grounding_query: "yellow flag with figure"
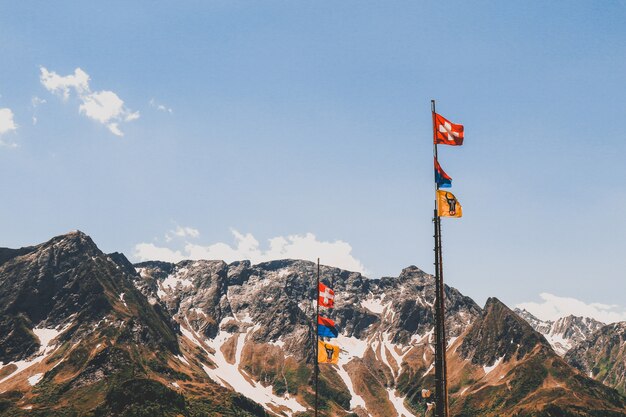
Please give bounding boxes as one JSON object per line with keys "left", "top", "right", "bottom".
{"left": 437, "top": 190, "right": 463, "bottom": 218}
{"left": 318, "top": 340, "right": 339, "bottom": 364}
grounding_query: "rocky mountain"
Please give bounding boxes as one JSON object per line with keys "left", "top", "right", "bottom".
{"left": 448, "top": 299, "right": 625, "bottom": 416}
{"left": 514, "top": 308, "right": 605, "bottom": 356}
{"left": 565, "top": 322, "right": 626, "bottom": 396}
{"left": 1, "top": 232, "right": 625, "bottom": 417}
{"left": 0, "top": 232, "right": 264, "bottom": 416}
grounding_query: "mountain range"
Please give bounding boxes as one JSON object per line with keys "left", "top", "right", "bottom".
{"left": 0, "top": 231, "right": 625, "bottom": 416}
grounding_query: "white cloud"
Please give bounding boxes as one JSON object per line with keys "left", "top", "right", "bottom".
{"left": 516, "top": 292, "right": 626, "bottom": 324}
{"left": 0, "top": 108, "right": 17, "bottom": 134}
{"left": 40, "top": 67, "right": 139, "bottom": 136}
{"left": 133, "top": 229, "right": 368, "bottom": 274}
{"left": 173, "top": 226, "right": 200, "bottom": 238}
{"left": 149, "top": 98, "right": 172, "bottom": 113}
{"left": 40, "top": 67, "right": 89, "bottom": 100}
{"left": 133, "top": 243, "right": 185, "bottom": 263}
{"left": 0, "top": 108, "right": 18, "bottom": 148}
{"left": 165, "top": 226, "right": 200, "bottom": 241}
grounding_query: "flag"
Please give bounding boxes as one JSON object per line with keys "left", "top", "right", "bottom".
{"left": 318, "top": 340, "right": 339, "bottom": 364}
{"left": 318, "top": 282, "right": 334, "bottom": 308}
{"left": 437, "top": 190, "right": 463, "bottom": 218}
{"left": 434, "top": 113, "right": 464, "bottom": 146}
{"left": 318, "top": 315, "right": 338, "bottom": 338}
{"left": 434, "top": 158, "right": 452, "bottom": 188}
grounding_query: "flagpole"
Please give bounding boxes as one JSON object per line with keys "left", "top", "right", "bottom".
{"left": 431, "top": 99, "right": 449, "bottom": 417}
{"left": 315, "top": 258, "right": 320, "bottom": 417}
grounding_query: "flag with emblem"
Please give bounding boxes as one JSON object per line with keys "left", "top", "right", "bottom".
{"left": 437, "top": 190, "right": 463, "bottom": 218}
{"left": 317, "top": 340, "right": 340, "bottom": 364}
{"left": 434, "top": 113, "right": 464, "bottom": 146}
{"left": 318, "top": 315, "right": 338, "bottom": 338}
{"left": 318, "top": 282, "right": 334, "bottom": 308}
{"left": 434, "top": 157, "right": 452, "bottom": 188}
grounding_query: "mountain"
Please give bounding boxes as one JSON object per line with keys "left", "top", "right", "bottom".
{"left": 565, "top": 322, "right": 626, "bottom": 396}
{"left": 131, "top": 259, "right": 482, "bottom": 417}
{"left": 448, "top": 299, "right": 625, "bottom": 417}
{"left": 1, "top": 232, "right": 625, "bottom": 417}
{"left": 514, "top": 308, "right": 605, "bottom": 356}
{"left": 0, "top": 231, "right": 265, "bottom": 416}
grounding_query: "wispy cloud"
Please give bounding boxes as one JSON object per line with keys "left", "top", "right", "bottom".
{"left": 0, "top": 107, "right": 18, "bottom": 148}
{"left": 40, "top": 67, "right": 139, "bottom": 136}
{"left": 134, "top": 229, "right": 368, "bottom": 274}
{"left": 165, "top": 226, "right": 200, "bottom": 242}
{"left": 516, "top": 292, "right": 626, "bottom": 324}
{"left": 31, "top": 96, "right": 46, "bottom": 125}
{"left": 149, "top": 98, "right": 172, "bottom": 114}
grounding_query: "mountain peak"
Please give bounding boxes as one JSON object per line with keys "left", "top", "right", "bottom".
{"left": 484, "top": 296, "right": 505, "bottom": 309}
{"left": 399, "top": 265, "right": 425, "bottom": 277}
{"left": 458, "top": 297, "right": 549, "bottom": 366}
{"left": 44, "top": 229, "right": 99, "bottom": 253}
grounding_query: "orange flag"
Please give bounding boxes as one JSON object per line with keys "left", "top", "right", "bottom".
{"left": 437, "top": 190, "right": 463, "bottom": 218}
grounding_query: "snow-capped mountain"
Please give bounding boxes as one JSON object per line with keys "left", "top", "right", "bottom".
{"left": 1, "top": 232, "right": 625, "bottom": 417}
{"left": 514, "top": 308, "right": 605, "bottom": 356}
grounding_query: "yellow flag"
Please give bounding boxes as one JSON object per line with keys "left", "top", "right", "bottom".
{"left": 437, "top": 190, "right": 463, "bottom": 218}
{"left": 318, "top": 340, "right": 339, "bottom": 364}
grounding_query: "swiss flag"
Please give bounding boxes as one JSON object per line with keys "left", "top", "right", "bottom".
{"left": 434, "top": 113, "right": 464, "bottom": 146}
{"left": 318, "top": 282, "right": 335, "bottom": 308}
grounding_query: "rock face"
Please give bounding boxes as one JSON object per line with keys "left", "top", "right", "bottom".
{"left": 565, "top": 322, "right": 626, "bottom": 396}
{"left": 1, "top": 232, "right": 625, "bottom": 417}
{"left": 514, "top": 308, "right": 606, "bottom": 356}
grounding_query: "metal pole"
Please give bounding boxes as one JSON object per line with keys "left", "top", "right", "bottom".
{"left": 437, "top": 216, "right": 449, "bottom": 417}
{"left": 431, "top": 99, "right": 449, "bottom": 417}
{"left": 315, "top": 258, "right": 320, "bottom": 417}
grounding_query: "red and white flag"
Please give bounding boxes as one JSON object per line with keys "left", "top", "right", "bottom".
{"left": 434, "top": 113, "right": 464, "bottom": 146}
{"left": 318, "top": 282, "right": 335, "bottom": 308}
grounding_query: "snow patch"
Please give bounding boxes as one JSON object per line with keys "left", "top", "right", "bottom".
{"left": 175, "top": 355, "right": 190, "bottom": 366}
{"left": 33, "top": 328, "right": 62, "bottom": 351}
{"left": 334, "top": 334, "right": 368, "bottom": 411}
{"left": 201, "top": 323, "right": 305, "bottom": 415}
{"left": 269, "top": 339, "right": 285, "bottom": 348}
{"left": 190, "top": 308, "right": 206, "bottom": 317}
{"left": 381, "top": 332, "right": 408, "bottom": 380}
{"left": 119, "top": 292, "right": 128, "bottom": 308}
{"left": 0, "top": 323, "right": 70, "bottom": 384}
{"left": 335, "top": 362, "right": 367, "bottom": 411}
{"left": 159, "top": 267, "right": 194, "bottom": 296}
{"left": 336, "top": 334, "right": 368, "bottom": 360}
{"left": 483, "top": 356, "right": 504, "bottom": 375}
{"left": 361, "top": 294, "right": 387, "bottom": 314}
{"left": 28, "top": 373, "right": 43, "bottom": 386}
{"left": 543, "top": 332, "right": 572, "bottom": 356}
{"left": 387, "top": 388, "right": 418, "bottom": 417}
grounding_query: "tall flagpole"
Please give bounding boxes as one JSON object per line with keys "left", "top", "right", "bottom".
{"left": 431, "top": 99, "right": 449, "bottom": 417}
{"left": 314, "top": 258, "right": 320, "bottom": 417}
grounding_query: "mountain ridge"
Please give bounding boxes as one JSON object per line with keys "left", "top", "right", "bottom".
{"left": 1, "top": 231, "right": 624, "bottom": 417}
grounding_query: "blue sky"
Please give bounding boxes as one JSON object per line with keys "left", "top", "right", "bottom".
{"left": 1, "top": 1, "right": 625, "bottom": 321}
